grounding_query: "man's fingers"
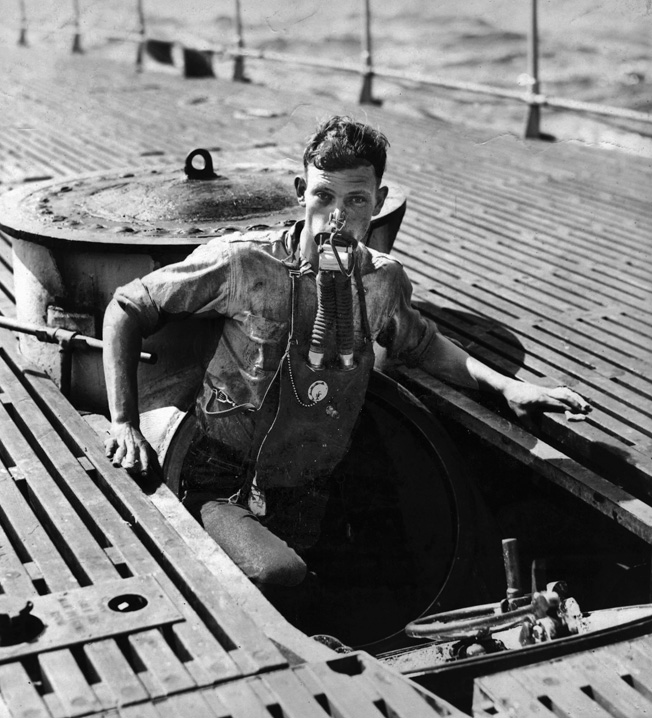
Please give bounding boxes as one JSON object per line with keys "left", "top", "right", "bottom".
{"left": 105, "top": 424, "right": 159, "bottom": 481}
{"left": 137, "top": 441, "right": 151, "bottom": 476}
{"left": 104, "top": 436, "right": 118, "bottom": 458}
{"left": 122, "top": 441, "right": 139, "bottom": 469}
{"left": 111, "top": 444, "right": 127, "bottom": 467}
{"left": 548, "top": 386, "right": 592, "bottom": 414}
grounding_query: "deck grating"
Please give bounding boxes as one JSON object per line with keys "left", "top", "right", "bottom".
{"left": 0, "top": 41, "right": 651, "bottom": 716}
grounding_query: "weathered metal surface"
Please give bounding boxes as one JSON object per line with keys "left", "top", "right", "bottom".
{"left": 0, "top": 149, "right": 406, "bottom": 250}
{"left": 0, "top": 151, "right": 300, "bottom": 247}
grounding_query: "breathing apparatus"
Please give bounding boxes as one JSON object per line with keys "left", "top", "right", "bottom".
{"left": 308, "top": 209, "right": 358, "bottom": 371}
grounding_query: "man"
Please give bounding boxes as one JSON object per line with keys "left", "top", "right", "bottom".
{"left": 104, "top": 116, "right": 590, "bottom": 615}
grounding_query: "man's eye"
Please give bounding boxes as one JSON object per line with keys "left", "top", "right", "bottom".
{"left": 316, "top": 192, "right": 332, "bottom": 202}
{"left": 349, "top": 197, "right": 368, "bottom": 205}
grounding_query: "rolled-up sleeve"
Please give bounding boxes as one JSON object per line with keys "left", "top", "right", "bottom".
{"left": 377, "top": 265, "right": 478, "bottom": 389}
{"left": 113, "top": 238, "right": 233, "bottom": 337}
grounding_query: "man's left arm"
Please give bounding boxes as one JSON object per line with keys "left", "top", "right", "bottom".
{"left": 378, "top": 265, "right": 591, "bottom": 420}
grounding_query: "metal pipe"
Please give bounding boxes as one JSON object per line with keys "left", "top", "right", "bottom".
{"left": 136, "top": 0, "right": 146, "bottom": 71}
{"left": 536, "top": 93, "right": 652, "bottom": 123}
{"left": 232, "top": 0, "right": 247, "bottom": 82}
{"left": 71, "top": 0, "right": 83, "bottom": 54}
{"left": 18, "top": 0, "right": 28, "bottom": 46}
{"left": 0, "top": 316, "right": 157, "bottom": 364}
{"left": 502, "top": 538, "right": 523, "bottom": 600}
{"left": 359, "top": 0, "right": 379, "bottom": 105}
{"left": 524, "top": 0, "right": 541, "bottom": 138}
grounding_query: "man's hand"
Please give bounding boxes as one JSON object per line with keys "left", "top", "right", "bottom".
{"left": 105, "top": 422, "right": 157, "bottom": 478}
{"left": 503, "top": 380, "right": 592, "bottom": 420}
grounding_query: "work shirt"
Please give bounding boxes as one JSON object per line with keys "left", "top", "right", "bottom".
{"left": 114, "top": 222, "right": 470, "bottom": 484}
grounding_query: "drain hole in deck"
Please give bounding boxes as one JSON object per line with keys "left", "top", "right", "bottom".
{"left": 537, "top": 695, "right": 553, "bottom": 711}
{"left": 108, "top": 593, "right": 148, "bottom": 613}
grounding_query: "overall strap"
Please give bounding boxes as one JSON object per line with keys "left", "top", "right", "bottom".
{"left": 354, "top": 263, "right": 372, "bottom": 343}
{"left": 288, "top": 268, "right": 301, "bottom": 344}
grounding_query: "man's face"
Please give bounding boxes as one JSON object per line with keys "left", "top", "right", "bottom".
{"left": 295, "top": 163, "right": 387, "bottom": 264}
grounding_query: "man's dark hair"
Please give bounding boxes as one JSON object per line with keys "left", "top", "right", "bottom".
{"left": 303, "top": 116, "right": 389, "bottom": 182}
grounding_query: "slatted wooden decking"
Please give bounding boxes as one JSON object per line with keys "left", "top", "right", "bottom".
{"left": 3, "top": 43, "right": 650, "bottom": 540}
{"left": 0, "top": 330, "right": 459, "bottom": 716}
{"left": 0, "top": 41, "right": 651, "bottom": 717}
{"left": 475, "top": 630, "right": 652, "bottom": 717}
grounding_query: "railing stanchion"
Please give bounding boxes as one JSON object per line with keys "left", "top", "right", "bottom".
{"left": 359, "top": 0, "right": 380, "bottom": 105}
{"left": 136, "top": 0, "right": 146, "bottom": 72}
{"left": 233, "top": 0, "right": 249, "bottom": 82}
{"left": 524, "top": 0, "right": 541, "bottom": 138}
{"left": 18, "top": 0, "right": 28, "bottom": 46}
{"left": 71, "top": 0, "right": 83, "bottom": 54}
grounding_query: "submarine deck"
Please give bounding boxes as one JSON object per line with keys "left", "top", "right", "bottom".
{"left": 0, "top": 43, "right": 651, "bottom": 717}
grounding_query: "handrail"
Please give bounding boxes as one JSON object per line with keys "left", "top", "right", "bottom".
{"left": 11, "top": 2, "right": 652, "bottom": 135}
{"left": 230, "top": 47, "right": 652, "bottom": 126}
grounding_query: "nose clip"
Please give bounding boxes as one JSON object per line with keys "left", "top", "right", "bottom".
{"left": 329, "top": 209, "right": 347, "bottom": 232}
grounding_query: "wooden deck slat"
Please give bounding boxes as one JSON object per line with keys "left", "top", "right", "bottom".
{"left": 127, "top": 629, "right": 197, "bottom": 698}
{"left": 505, "top": 662, "right": 615, "bottom": 718}
{"left": 356, "top": 657, "right": 456, "bottom": 718}
{"left": 620, "top": 639, "right": 652, "bottom": 700}
{"left": 401, "top": 205, "right": 651, "bottom": 287}
{"left": 0, "top": 354, "right": 255, "bottom": 685}
{"left": 0, "top": 662, "right": 51, "bottom": 718}
{"left": 3, "top": 362, "right": 263, "bottom": 685}
{"left": 212, "top": 680, "right": 274, "bottom": 718}
{"left": 386, "top": 115, "right": 652, "bottom": 205}
{"left": 11, "top": 350, "right": 288, "bottom": 676}
{"left": 39, "top": 649, "right": 102, "bottom": 717}
{"left": 474, "top": 672, "right": 552, "bottom": 716}
{"left": 413, "top": 227, "right": 651, "bottom": 314}
{"left": 400, "top": 184, "right": 652, "bottom": 276}
{"left": 401, "top": 165, "right": 652, "bottom": 255}
{"left": 399, "top": 230, "right": 606, "bottom": 315}
{"left": 575, "top": 650, "right": 652, "bottom": 718}
{"left": 0, "top": 460, "right": 78, "bottom": 594}
{"left": 395, "top": 143, "right": 652, "bottom": 233}
{"left": 411, "top": 157, "right": 652, "bottom": 242}
{"left": 261, "top": 670, "right": 331, "bottom": 718}
{"left": 405, "top": 281, "right": 652, "bottom": 458}
{"left": 117, "top": 703, "right": 161, "bottom": 718}
{"left": 0, "top": 519, "right": 37, "bottom": 599}
{"left": 299, "top": 664, "right": 387, "bottom": 718}
{"left": 84, "top": 639, "right": 150, "bottom": 706}
{"left": 153, "top": 691, "right": 222, "bottom": 718}
{"left": 0, "top": 401, "right": 119, "bottom": 585}
{"left": 395, "top": 368, "right": 652, "bottom": 543}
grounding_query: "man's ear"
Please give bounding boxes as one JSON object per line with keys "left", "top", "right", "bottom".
{"left": 294, "top": 175, "right": 307, "bottom": 206}
{"left": 372, "top": 184, "right": 389, "bottom": 217}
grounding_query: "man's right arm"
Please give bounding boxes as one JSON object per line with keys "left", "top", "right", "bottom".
{"left": 103, "top": 298, "right": 155, "bottom": 476}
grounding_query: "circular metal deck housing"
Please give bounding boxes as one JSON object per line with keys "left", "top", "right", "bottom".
{"left": 0, "top": 149, "right": 406, "bottom": 411}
